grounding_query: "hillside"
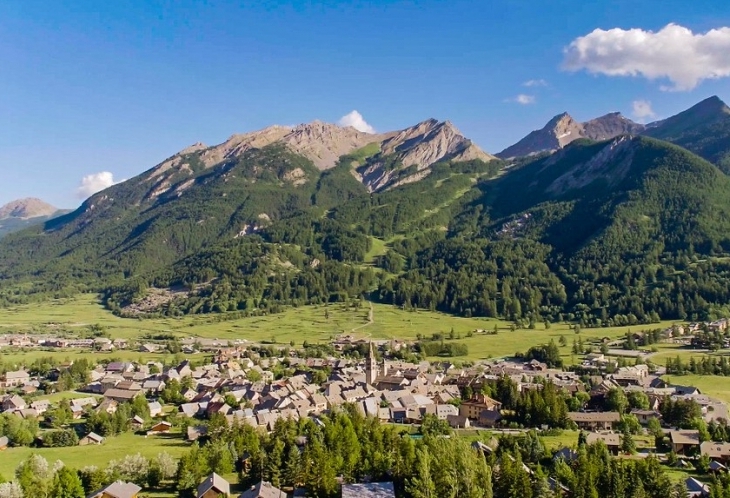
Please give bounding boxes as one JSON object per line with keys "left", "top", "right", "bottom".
{"left": 643, "top": 95, "right": 730, "bottom": 173}
{"left": 0, "top": 119, "right": 498, "bottom": 300}
{"left": 381, "top": 137, "right": 730, "bottom": 324}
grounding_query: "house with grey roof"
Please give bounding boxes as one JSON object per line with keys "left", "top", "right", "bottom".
{"left": 197, "top": 472, "right": 230, "bottom": 498}
{"left": 239, "top": 480, "right": 288, "bottom": 498}
{"left": 88, "top": 481, "right": 141, "bottom": 498}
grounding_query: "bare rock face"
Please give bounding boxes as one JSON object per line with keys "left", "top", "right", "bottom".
{"left": 198, "top": 125, "right": 294, "bottom": 167}
{"left": 497, "top": 113, "right": 583, "bottom": 159}
{"left": 497, "top": 112, "right": 644, "bottom": 159}
{"left": 583, "top": 113, "right": 645, "bottom": 141}
{"left": 134, "top": 117, "right": 495, "bottom": 198}
{"left": 0, "top": 198, "right": 58, "bottom": 219}
{"left": 281, "top": 121, "right": 385, "bottom": 170}
{"left": 382, "top": 119, "right": 494, "bottom": 169}
{"left": 358, "top": 119, "right": 495, "bottom": 191}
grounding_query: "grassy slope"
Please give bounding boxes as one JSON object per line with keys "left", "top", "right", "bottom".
{"left": 659, "top": 374, "right": 730, "bottom": 404}
{"left": 0, "top": 431, "right": 190, "bottom": 480}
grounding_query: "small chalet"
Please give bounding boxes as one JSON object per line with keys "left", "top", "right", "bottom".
{"left": 685, "top": 477, "right": 710, "bottom": 498}
{"left": 586, "top": 432, "right": 620, "bottom": 455}
{"left": 447, "top": 414, "right": 471, "bottom": 429}
{"left": 1, "top": 395, "right": 26, "bottom": 412}
{"left": 239, "top": 480, "right": 288, "bottom": 498}
{"left": 1, "top": 370, "right": 30, "bottom": 389}
{"left": 80, "top": 432, "right": 105, "bottom": 445}
{"left": 568, "top": 412, "right": 620, "bottom": 431}
{"left": 197, "top": 472, "right": 230, "bottom": 498}
{"left": 630, "top": 409, "right": 662, "bottom": 425}
{"left": 89, "top": 481, "right": 141, "bottom": 498}
{"left": 147, "top": 421, "right": 172, "bottom": 435}
{"left": 130, "top": 415, "right": 145, "bottom": 430}
{"left": 701, "top": 441, "right": 730, "bottom": 463}
{"left": 103, "top": 388, "right": 142, "bottom": 403}
{"left": 669, "top": 430, "right": 701, "bottom": 455}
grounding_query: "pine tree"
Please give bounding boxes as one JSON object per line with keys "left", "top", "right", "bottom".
{"left": 407, "top": 447, "right": 437, "bottom": 498}
{"left": 51, "top": 467, "right": 85, "bottom": 498}
{"left": 283, "top": 444, "right": 302, "bottom": 488}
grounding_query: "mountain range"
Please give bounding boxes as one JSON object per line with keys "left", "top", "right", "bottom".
{"left": 496, "top": 96, "right": 730, "bottom": 171}
{"left": 2, "top": 96, "right": 730, "bottom": 325}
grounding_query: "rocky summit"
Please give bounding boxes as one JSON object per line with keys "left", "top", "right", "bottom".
{"left": 497, "top": 112, "right": 644, "bottom": 159}
{"left": 0, "top": 198, "right": 58, "bottom": 220}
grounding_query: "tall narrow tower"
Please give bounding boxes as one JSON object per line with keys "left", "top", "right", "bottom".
{"left": 366, "top": 341, "right": 379, "bottom": 385}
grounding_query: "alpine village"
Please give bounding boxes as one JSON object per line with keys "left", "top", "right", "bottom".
{"left": 7, "top": 19, "right": 730, "bottom": 498}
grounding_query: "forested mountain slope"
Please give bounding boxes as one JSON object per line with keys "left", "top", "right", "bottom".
{"left": 4, "top": 99, "right": 730, "bottom": 325}
{"left": 380, "top": 137, "right": 730, "bottom": 325}
{"left": 0, "top": 118, "right": 492, "bottom": 285}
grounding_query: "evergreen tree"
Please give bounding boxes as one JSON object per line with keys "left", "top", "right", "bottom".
{"left": 51, "top": 467, "right": 84, "bottom": 498}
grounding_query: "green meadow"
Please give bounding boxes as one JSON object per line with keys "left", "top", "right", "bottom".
{"left": 0, "top": 294, "right": 682, "bottom": 365}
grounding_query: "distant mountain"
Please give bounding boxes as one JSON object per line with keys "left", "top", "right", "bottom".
{"left": 0, "top": 198, "right": 68, "bottom": 238}
{"left": 0, "top": 198, "right": 58, "bottom": 219}
{"left": 497, "top": 112, "right": 644, "bottom": 159}
{"left": 643, "top": 95, "right": 730, "bottom": 173}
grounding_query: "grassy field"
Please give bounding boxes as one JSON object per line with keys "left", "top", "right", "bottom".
{"left": 0, "top": 294, "right": 684, "bottom": 365}
{"left": 659, "top": 374, "right": 730, "bottom": 404}
{"left": 0, "top": 431, "right": 190, "bottom": 480}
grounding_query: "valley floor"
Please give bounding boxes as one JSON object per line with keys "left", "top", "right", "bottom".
{"left": 0, "top": 294, "right": 681, "bottom": 365}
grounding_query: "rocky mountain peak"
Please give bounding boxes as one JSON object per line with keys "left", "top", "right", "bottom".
{"left": 381, "top": 118, "right": 492, "bottom": 166}
{"left": 498, "top": 110, "right": 644, "bottom": 159}
{"left": 0, "top": 198, "right": 58, "bottom": 220}
{"left": 178, "top": 142, "right": 208, "bottom": 155}
{"left": 360, "top": 118, "right": 495, "bottom": 191}
{"left": 583, "top": 112, "right": 645, "bottom": 141}
{"left": 697, "top": 95, "right": 729, "bottom": 113}
{"left": 282, "top": 121, "right": 386, "bottom": 170}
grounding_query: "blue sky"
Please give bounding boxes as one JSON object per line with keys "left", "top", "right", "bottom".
{"left": 2, "top": 0, "right": 730, "bottom": 208}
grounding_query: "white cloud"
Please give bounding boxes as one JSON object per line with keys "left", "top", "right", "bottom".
{"left": 509, "top": 94, "right": 536, "bottom": 105}
{"left": 632, "top": 99, "right": 656, "bottom": 121}
{"left": 563, "top": 23, "right": 730, "bottom": 91}
{"left": 76, "top": 171, "right": 117, "bottom": 199}
{"left": 338, "top": 110, "right": 376, "bottom": 133}
{"left": 523, "top": 79, "right": 548, "bottom": 87}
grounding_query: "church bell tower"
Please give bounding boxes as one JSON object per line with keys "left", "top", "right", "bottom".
{"left": 366, "top": 341, "right": 379, "bottom": 385}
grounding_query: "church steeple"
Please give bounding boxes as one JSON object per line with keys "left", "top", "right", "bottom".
{"left": 366, "top": 341, "right": 379, "bottom": 385}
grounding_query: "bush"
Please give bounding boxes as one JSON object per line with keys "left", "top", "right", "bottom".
{"left": 43, "top": 429, "right": 79, "bottom": 447}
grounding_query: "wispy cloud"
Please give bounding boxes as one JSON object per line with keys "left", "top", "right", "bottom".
{"left": 337, "top": 110, "right": 376, "bottom": 133}
{"left": 508, "top": 94, "right": 536, "bottom": 105}
{"left": 523, "top": 79, "right": 548, "bottom": 87}
{"left": 76, "top": 172, "right": 117, "bottom": 199}
{"left": 563, "top": 23, "right": 730, "bottom": 91}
